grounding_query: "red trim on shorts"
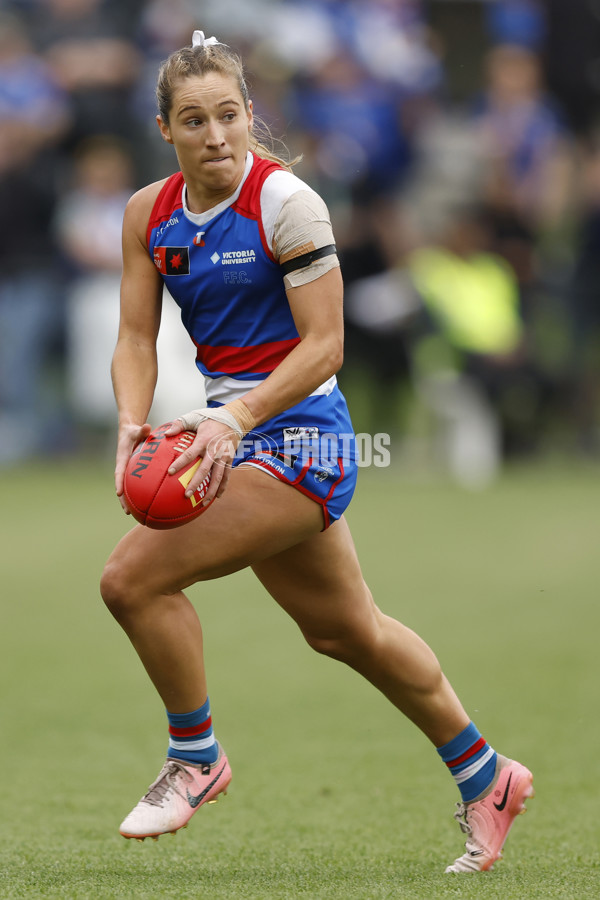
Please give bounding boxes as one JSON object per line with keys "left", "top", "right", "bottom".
{"left": 324, "top": 457, "right": 345, "bottom": 504}
{"left": 243, "top": 455, "right": 348, "bottom": 530}
{"left": 244, "top": 455, "right": 311, "bottom": 487}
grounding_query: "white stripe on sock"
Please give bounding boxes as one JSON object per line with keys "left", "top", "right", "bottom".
{"left": 169, "top": 734, "right": 216, "bottom": 752}
{"left": 453, "top": 746, "right": 496, "bottom": 784}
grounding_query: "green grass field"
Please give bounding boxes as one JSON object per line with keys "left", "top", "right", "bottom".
{"left": 1, "top": 458, "right": 598, "bottom": 898}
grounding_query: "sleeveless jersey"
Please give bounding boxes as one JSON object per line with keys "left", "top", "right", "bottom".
{"left": 146, "top": 153, "right": 336, "bottom": 406}
{"left": 146, "top": 153, "right": 358, "bottom": 526}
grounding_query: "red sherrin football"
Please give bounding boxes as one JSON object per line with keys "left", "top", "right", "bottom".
{"left": 123, "top": 423, "right": 214, "bottom": 529}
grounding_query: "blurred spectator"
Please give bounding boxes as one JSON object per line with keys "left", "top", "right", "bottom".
{"left": 469, "top": 41, "right": 577, "bottom": 452}
{"left": 54, "top": 135, "right": 133, "bottom": 278}
{"left": 130, "top": 0, "right": 199, "bottom": 182}
{"left": 30, "top": 0, "right": 141, "bottom": 148}
{"left": 289, "top": 49, "right": 413, "bottom": 203}
{"left": 0, "top": 9, "right": 70, "bottom": 157}
{"left": 341, "top": 262, "right": 420, "bottom": 440}
{"left": 336, "top": 195, "right": 419, "bottom": 438}
{"left": 398, "top": 33, "right": 577, "bottom": 470}
{"left": 266, "top": 0, "right": 441, "bottom": 92}
{"left": 543, "top": 0, "right": 600, "bottom": 137}
{"left": 53, "top": 135, "right": 133, "bottom": 431}
{"left": 53, "top": 134, "right": 205, "bottom": 437}
{"left": 263, "top": 0, "right": 441, "bottom": 440}
{"left": 0, "top": 10, "right": 71, "bottom": 464}
{"left": 403, "top": 31, "right": 574, "bottom": 282}
{"left": 485, "top": 0, "right": 546, "bottom": 50}
{"left": 268, "top": 0, "right": 440, "bottom": 206}
{"left": 194, "top": 0, "right": 276, "bottom": 46}
{"left": 406, "top": 205, "right": 547, "bottom": 485}
{"left": 471, "top": 43, "right": 573, "bottom": 239}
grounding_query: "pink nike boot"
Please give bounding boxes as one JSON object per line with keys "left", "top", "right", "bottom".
{"left": 446, "top": 755, "right": 534, "bottom": 873}
{"left": 119, "top": 744, "right": 231, "bottom": 840}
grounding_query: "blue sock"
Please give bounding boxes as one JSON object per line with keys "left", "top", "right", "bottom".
{"left": 437, "top": 722, "right": 497, "bottom": 802}
{"left": 167, "top": 697, "right": 218, "bottom": 765}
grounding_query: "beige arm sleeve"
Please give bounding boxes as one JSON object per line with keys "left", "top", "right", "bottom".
{"left": 273, "top": 190, "right": 340, "bottom": 290}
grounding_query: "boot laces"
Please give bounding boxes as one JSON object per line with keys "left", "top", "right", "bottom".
{"left": 141, "top": 760, "right": 194, "bottom": 808}
{"left": 452, "top": 802, "right": 484, "bottom": 857}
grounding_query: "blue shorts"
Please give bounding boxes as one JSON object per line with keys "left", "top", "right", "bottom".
{"left": 230, "top": 386, "right": 358, "bottom": 529}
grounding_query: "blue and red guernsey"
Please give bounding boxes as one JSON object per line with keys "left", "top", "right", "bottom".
{"left": 147, "top": 153, "right": 309, "bottom": 406}
{"left": 146, "top": 153, "right": 358, "bottom": 528}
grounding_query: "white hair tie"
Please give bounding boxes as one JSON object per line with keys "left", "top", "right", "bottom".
{"left": 192, "top": 30, "right": 220, "bottom": 49}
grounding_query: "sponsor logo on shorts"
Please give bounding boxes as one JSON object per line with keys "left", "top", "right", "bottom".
{"left": 282, "top": 426, "right": 320, "bottom": 442}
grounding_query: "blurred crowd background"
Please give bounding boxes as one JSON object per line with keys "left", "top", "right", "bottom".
{"left": 2, "top": 0, "right": 600, "bottom": 486}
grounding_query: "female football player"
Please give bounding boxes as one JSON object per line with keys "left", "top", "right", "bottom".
{"left": 100, "top": 31, "right": 533, "bottom": 872}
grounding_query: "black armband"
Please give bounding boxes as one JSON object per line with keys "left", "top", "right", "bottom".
{"left": 280, "top": 244, "right": 337, "bottom": 276}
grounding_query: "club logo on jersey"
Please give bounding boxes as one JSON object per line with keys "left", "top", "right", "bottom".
{"left": 193, "top": 231, "right": 206, "bottom": 247}
{"left": 223, "top": 270, "right": 252, "bottom": 285}
{"left": 153, "top": 246, "right": 190, "bottom": 275}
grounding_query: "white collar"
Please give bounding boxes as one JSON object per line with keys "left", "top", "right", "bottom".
{"left": 182, "top": 152, "right": 254, "bottom": 225}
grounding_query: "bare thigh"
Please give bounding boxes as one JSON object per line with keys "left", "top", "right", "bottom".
{"left": 251, "top": 516, "right": 376, "bottom": 642}
{"left": 103, "top": 465, "right": 324, "bottom": 596}
{"left": 252, "top": 517, "right": 470, "bottom": 746}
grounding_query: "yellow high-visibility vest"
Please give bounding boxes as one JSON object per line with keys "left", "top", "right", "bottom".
{"left": 409, "top": 247, "right": 523, "bottom": 356}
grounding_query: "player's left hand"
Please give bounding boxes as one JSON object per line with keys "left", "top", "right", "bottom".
{"left": 165, "top": 416, "right": 239, "bottom": 505}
